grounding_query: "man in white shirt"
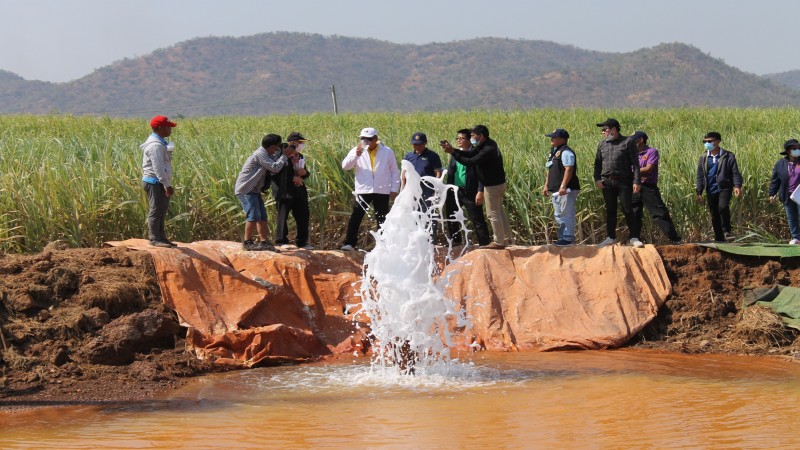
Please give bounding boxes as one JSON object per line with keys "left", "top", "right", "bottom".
{"left": 340, "top": 127, "right": 400, "bottom": 251}
{"left": 141, "top": 115, "right": 177, "bottom": 248}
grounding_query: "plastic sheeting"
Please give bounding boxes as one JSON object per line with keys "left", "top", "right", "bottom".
{"left": 107, "top": 240, "right": 672, "bottom": 364}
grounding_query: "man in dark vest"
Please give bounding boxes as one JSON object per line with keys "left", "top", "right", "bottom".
{"left": 542, "top": 129, "right": 581, "bottom": 246}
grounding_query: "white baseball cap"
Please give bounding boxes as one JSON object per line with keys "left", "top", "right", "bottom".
{"left": 359, "top": 127, "right": 378, "bottom": 138}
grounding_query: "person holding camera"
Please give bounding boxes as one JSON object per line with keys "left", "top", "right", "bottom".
{"left": 234, "top": 133, "right": 294, "bottom": 251}
{"left": 271, "top": 132, "right": 313, "bottom": 250}
{"left": 442, "top": 129, "right": 491, "bottom": 247}
{"left": 340, "top": 127, "right": 400, "bottom": 251}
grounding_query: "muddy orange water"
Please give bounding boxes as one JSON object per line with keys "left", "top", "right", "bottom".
{"left": 2, "top": 349, "right": 799, "bottom": 449}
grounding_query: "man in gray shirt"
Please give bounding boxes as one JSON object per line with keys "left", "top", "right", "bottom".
{"left": 234, "top": 134, "right": 295, "bottom": 251}
{"left": 593, "top": 118, "right": 643, "bottom": 248}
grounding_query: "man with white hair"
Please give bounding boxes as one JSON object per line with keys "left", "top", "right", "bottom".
{"left": 340, "top": 127, "right": 400, "bottom": 251}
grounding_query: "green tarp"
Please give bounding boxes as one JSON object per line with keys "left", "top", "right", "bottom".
{"left": 742, "top": 285, "right": 800, "bottom": 331}
{"left": 697, "top": 242, "right": 800, "bottom": 258}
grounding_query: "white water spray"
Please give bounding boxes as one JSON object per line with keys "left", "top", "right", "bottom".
{"left": 353, "top": 160, "right": 472, "bottom": 375}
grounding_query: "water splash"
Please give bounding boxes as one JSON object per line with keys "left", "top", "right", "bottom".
{"left": 353, "top": 160, "right": 473, "bottom": 376}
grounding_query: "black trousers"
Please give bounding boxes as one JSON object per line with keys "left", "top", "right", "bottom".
{"left": 601, "top": 178, "right": 641, "bottom": 240}
{"left": 632, "top": 184, "right": 681, "bottom": 241}
{"left": 707, "top": 189, "right": 733, "bottom": 241}
{"left": 143, "top": 181, "right": 171, "bottom": 242}
{"left": 344, "top": 193, "right": 391, "bottom": 247}
{"left": 444, "top": 189, "right": 491, "bottom": 246}
{"left": 275, "top": 191, "right": 310, "bottom": 247}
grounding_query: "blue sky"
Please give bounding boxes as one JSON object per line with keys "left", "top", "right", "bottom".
{"left": 2, "top": 0, "right": 797, "bottom": 82}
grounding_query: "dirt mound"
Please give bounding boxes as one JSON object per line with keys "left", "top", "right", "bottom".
{"left": 0, "top": 246, "right": 220, "bottom": 408}
{"left": 636, "top": 245, "right": 800, "bottom": 356}
{"left": 2, "top": 244, "right": 798, "bottom": 411}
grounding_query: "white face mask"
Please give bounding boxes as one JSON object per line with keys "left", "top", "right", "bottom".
{"left": 361, "top": 139, "right": 372, "bottom": 147}
{"left": 791, "top": 149, "right": 800, "bottom": 158}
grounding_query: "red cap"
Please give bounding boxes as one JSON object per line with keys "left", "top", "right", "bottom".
{"left": 150, "top": 115, "right": 177, "bottom": 128}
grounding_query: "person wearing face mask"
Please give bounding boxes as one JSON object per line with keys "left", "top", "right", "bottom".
{"left": 696, "top": 131, "right": 743, "bottom": 242}
{"left": 442, "top": 125, "right": 511, "bottom": 249}
{"left": 442, "top": 129, "right": 490, "bottom": 247}
{"left": 768, "top": 139, "right": 800, "bottom": 244}
{"left": 593, "top": 118, "right": 643, "bottom": 248}
{"left": 340, "top": 127, "right": 401, "bottom": 251}
{"left": 541, "top": 128, "right": 580, "bottom": 246}
{"left": 271, "top": 132, "right": 313, "bottom": 250}
{"left": 629, "top": 130, "right": 682, "bottom": 244}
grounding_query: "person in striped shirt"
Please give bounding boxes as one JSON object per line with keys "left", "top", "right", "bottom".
{"left": 234, "top": 134, "right": 295, "bottom": 251}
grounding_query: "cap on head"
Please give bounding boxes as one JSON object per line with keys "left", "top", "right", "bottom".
{"left": 410, "top": 132, "right": 428, "bottom": 145}
{"left": 629, "top": 130, "right": 648, "bottom": 143}
{"left": 262, "top": 133, "right": 282, "bottom": 149}
{"left": 782, "top": 138, "right": 800, "bottom": 154}
{"left": 545, "top": 128, "right": 569, "bottom": 139}
{"left": 287, "top": 131, "right": 307, "bottom": 142}
{"left": 359, "top": 127, "right": 378, "bottom": 139}
{"left": 704, "top": 131, "right": 722, "bottom": 141}
{"left": 150, "top": 115, "right": 177, "bottom": 128}
{"left": 595, "top": 118, "right": 621, "bottom": 129}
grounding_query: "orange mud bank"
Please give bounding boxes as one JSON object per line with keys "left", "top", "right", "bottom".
{"left": 1, "top": 242, "right": 798, "bottom": 410}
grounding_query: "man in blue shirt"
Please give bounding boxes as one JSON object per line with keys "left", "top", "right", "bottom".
{"left": 402, "top": 132, "right": 443, "bottom": 203}
{"left": 696, "top": 131, "right": 743, "bottom": 242}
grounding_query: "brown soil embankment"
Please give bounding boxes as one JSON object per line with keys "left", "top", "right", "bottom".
{"left": 1, "top": 244, "right": 798, "bottom": 411}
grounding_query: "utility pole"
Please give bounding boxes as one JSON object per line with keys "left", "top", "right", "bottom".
{"left": 330, "top": 85, "right": 338, "bottom": 115}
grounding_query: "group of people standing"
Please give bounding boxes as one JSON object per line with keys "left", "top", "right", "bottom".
{"left": 139, "top": 114, "right": 800, "bottom": 251}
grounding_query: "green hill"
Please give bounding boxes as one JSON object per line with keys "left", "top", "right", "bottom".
{"left": 1, "top": 33, "right": 798, "bottom": 116}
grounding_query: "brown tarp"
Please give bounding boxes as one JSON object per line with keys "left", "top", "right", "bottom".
{"left": 107, "top": 240, "right": 671, "bottom": 365}
{"left": 443, "top": 244, "right": 672, "bottom": 351}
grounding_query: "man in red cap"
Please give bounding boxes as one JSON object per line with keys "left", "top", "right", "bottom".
{"left": 141, "top": 115, "right": 177, "bottom": 247}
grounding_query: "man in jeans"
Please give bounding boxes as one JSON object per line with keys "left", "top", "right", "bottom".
{"left": 141, "top": 115, "right": 177, "bottom": 248}
{"left": 593, "top": 118, "right": 643, "bottom": 248}
{"left": 542, "top": 128, "right": 580, "bottom": 246}
{"left": 442, "top": 125, "right": 511, "bottom": 249}
{"left": 630, "top": 130, "right": 682, "bottom": 244}
{"left": 696, "top": 131, "right": 742, "bottom": 242}
{"left": 235, "top": 134, "right": 294, "bottom": 251}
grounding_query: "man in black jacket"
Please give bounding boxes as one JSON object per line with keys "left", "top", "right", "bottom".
{"left": 593, "top": 118, "right": 643, "bottom": 248}
{"left": 696, "top": 131, "right": 743, "bottom": 242}
{"left": 271, "top": 132, "right": 313, "bottom": 250}
{"left": 443, "top": 128, "right": 490, "bottom": 246}
{"left": 443, "top": 125, "right": 511, "bottom": 249}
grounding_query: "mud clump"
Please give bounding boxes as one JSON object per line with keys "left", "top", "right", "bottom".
{"left": 635, "top": 245, "right": 800, "bottom": 356}
{"left": 0, "top": 246, "right": 221, "bottom": 410}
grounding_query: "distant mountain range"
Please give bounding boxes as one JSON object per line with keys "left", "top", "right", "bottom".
{"left": 2, "top": 32, "right": 799, "bottom": 117}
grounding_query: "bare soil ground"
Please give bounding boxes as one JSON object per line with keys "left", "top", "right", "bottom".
{"left": 1, "top": 244, "right": 798, "bottom": 412}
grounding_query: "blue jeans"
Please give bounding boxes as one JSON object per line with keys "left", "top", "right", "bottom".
{"left": 237, "top": 193, "right": 268, "bottom": 222}
{"left": 785, "top": 201, "right": 800, "bottom": 240}
{"left": 552, "top": 189, "right": 579, "bottom": 242}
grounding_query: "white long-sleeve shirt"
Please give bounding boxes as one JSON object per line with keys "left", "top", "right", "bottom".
{"left": 141, "top": 134, "right": 172, "bottom": 188}
{"left": 341, "top": 142, "right": 400, "bottom": 195}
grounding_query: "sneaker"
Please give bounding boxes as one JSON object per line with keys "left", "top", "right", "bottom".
{"left": 242, "top": 239, "right": 258, "bottom": 251}
{"left": 149, "top": 240, "right": 175, "bottom": 248}
{"left": 790, "top": 239, "right": 800, "bottom": 245}
{"left": 553, "top": 239, "right": 575, "bottom": 247}
{"left": 629, "top": 238, "right": 645, "bottom": 248}
{"left": 597, "top": 237, "right": 616, "bottom": 247}
{"left": 341, "top": 244, "right": 355, "bottom": 251}
{"left": 255, "top": 240, "right": 279, "bottom": 252}
{"left": 279, "top": 244, "right": 294, "bottom": 250}
{"left": 480, "top": 242, "right": 506, "bottom": 250}
{"left": 724, "top": 232, "right": 736, "bottom": 242}
{"left": 301, "top": 244, "right": 315, "bottom": 250}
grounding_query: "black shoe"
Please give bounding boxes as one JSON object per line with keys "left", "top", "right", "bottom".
{"left": 553, "top": 239, "right": 575, "bottom": 247}
{"left": 242, "top": 239, "right": 258, "bottom": 251}
{"left": 255, "top": 240, "right": 279, "bottom": 252}
{"left": 150, "top": 240, "right": 175, "bottom": 248}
